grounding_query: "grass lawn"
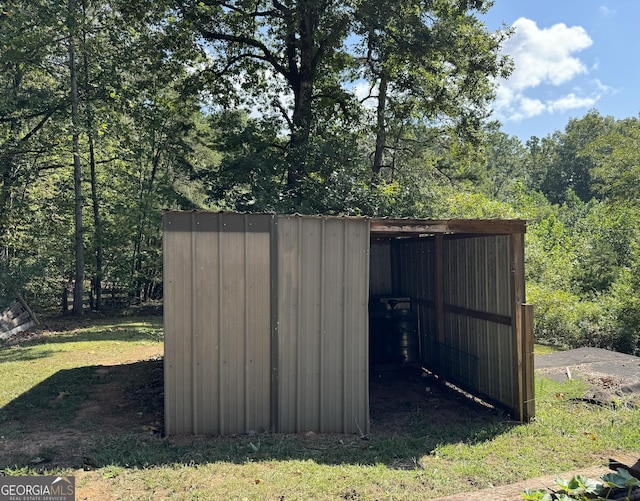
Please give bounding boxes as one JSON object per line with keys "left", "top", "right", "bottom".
{"left": 1, "top": 316, "right": 639, "bottom": 500}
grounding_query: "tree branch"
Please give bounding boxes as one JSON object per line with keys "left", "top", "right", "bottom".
{"left": 19, "top": 110, "right": 56, "bottom": 144}
{"left": 200, "top": 30, "right": 291, "bottom": 83}
{"left": 220, "top": 2, "right": 281, "bottom": 18}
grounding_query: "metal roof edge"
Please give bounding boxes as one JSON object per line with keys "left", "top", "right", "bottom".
{"left": 162, "top": 211, "right": 526, "bottom": 235}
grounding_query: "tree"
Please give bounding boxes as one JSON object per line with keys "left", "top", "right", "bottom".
{"left": 354, "top": 0, "right": 512, "bottom": 178}
{"left": 0, "top": 0, "right": 215, "bottom": 310}
{"left": 539, "top": 110, "right": 614, "bottom": 204}
{"left": 67, "top": 0, "right": 86, "bottom": 315}
{"left": 175, "top": 0, "right": 510, "bottom": 210}
{"left": 479, "top": 123, "right": 527, "bottom": 199}
{"left": 586, "top": 116, "right": 640, "bottom": 204}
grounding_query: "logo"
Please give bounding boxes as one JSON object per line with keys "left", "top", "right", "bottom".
{"left": 0, "top": 476, "right": 75, "bottom": 501}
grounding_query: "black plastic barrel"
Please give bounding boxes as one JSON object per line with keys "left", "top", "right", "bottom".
{"left": 391, "top": 308, "right": 419, "bottom": 364}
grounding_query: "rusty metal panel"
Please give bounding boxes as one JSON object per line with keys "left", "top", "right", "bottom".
{"left": 163, "top": 212, "right": 271, "bottom": 435}
{"left": 276, "top": 215, "right": 370, "bottom": 434}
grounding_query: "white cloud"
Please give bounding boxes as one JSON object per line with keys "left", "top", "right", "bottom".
{"left": 598, "top": 5, "right": 616, "bottom": 17}
{"left": 493, "top": 17, "right": 601, "bottom": 122}
{"left": 352, "top": 80, "right": 378, "bottom": 107}
{"left": 547, "top": 93, "right": 599, "bottom": 113}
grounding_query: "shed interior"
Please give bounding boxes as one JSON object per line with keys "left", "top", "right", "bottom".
{"left": 366, "top": 219, "right": 534, "bottom": 422}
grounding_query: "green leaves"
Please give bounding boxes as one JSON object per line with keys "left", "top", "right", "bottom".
{"left": 522, "top": 470, "right": 639, "bottom": 500}
{"left": 554, "top": 474, "right": 603, "bottom": 497}
{"left": 522, "top": 488, "right": 553, "bottom": 501}
{"left": 601, "top": 468, "right": 639, "bottom": 490}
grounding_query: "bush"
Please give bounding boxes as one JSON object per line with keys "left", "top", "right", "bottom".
{"left": 528, "top": 284, "right": 619, "bottom": 351}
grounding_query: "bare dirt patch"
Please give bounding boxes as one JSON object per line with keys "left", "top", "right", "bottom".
{"left": 369, "top": 367, "right": 500, "bottom": 434}
{"left": 0, "top": 358, "right": 163, "bottom": 471}
{"left": 1, "top": 361, "right": 503, "bottom": 471}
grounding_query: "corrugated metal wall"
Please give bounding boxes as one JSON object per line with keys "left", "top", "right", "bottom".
{"left": 164, "top": 212, "right": 531, "bottom": 435}
{"left": 390, "top": 238, "right": 437, "bottom": 366}
{"left": 164, "top": 213, "right": 370, "bottom": 436}
{"left": 164, "top": 213, "right": 272, "bottom": 435}
{"left": 443, "top": 235, "right": 517, "bottom": 410}
{"left": 392, "top": 234, "right": 521, "bottom": 413}
{"left": 277, "top": 216, "right": 370, "bottom": 434}
{"left": 369, "top": 239, "right": 393, "bottom": 296}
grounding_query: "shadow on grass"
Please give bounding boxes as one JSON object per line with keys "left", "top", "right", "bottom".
{"left": 0, "top": 360, "right": 517, "bottom": 471}
{"left": 0, "top": 347, "right": 63, "bottom": 363}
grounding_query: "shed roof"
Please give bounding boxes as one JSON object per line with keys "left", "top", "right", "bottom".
{"left": 162, "top": 211, "right": 527, "bottom": 237}
{"left": 369, "top": 218, "right": 527, "bottom": 237}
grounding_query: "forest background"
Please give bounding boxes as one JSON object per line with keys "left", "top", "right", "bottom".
{"left": 1, "top": 0, "right": 639, "bottom": 353}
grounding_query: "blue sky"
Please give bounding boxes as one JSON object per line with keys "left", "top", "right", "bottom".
{"left": 480, "top": 0, "right": 640, "bottom": 141}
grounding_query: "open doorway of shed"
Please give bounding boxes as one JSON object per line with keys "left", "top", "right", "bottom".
{"left": 366, "top": 231, "right": 502, "bottom": 431}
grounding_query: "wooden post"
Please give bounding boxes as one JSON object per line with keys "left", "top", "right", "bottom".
{"left": 510, "top": 232, "right": 526, "bottom": 421}
{"left": 522, "top": 303, "right": 536, "bottom": 421}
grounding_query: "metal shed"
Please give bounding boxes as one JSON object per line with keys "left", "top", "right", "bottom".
{"left": 163, "top": 212, "right": 534, "bottom": 436}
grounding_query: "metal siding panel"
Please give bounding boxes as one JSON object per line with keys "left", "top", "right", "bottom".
{"left": 299, "top": 218, "right": 323, "bottom": 432}
{"left": 434, "top": 235, "right": 521, "bottom": 412}
{"left": 277, "top": 216, "right": 369, "bottom": 434}
{"left": 164, "top": 212, "right": 272, "bottom": 436}
{"left": 193, "top": 224, "right": 221, "bottom": 435}
{"left": 215, "top": 214, "right": 272, "bottom": 435}
{"left": 163, "top": 216, "right": 193, "bottom": 435}
{"left": 497, "top": 235, "right": 511, "bottom": 316}
{"left": 370, "top": 240, "right": 392, "bottom": 296}
{"left": 218, "top": 224, "right": 244, "bottom": 434}
{"left": 343, "top": 220, "right": 370, "bottom": 434}
{"left": 321, "top": 218, "right": 345, "bottom": 432}
{"left": 277, "top": 217, "right": 299, "bottom": 432}
{"left": 244, "top": 228, "right": 272, "bottom": 432}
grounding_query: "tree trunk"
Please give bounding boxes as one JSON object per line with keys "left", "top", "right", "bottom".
{"left": 130, "top": 143, "right": 161, "bottom": 300}
{"left": 286, "top": 2, "right": 318, "bottom": 194}
{"left": 82, "top": 6, "right": 103, "bottom": 311}
{"left": 372, "top": 73, "right": 388, "bottom": 176}
{"left": 68, "top": 0, "right": 84, "bottom": 316}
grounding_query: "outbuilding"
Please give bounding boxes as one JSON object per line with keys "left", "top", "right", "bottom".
{"left": 163, "top": 211, "right": 534, "bottom": 436}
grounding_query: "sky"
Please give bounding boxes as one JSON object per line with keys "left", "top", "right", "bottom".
{"left": 479, "top": 0, "right": 640, "bottom": 141}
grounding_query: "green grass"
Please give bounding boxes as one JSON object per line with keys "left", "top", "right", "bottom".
{"left": 1, "top": 317, "right": 639, "bottom": 500}
{"left": 534, "top": 343, "right": 565, "bottom": 355}
{"left": 0, "top": 317, "right": 163, "bottom": 411}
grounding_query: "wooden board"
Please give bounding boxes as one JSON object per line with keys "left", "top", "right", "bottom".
{"left": 0, "top": 294, "right": 38, "bottom": 340}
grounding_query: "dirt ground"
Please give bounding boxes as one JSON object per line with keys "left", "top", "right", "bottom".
{"left": 0, "top": 359, "right": 498, "bottom": 471}
{"left": 0, "top": 358, "right": 164, "bottom": 470}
